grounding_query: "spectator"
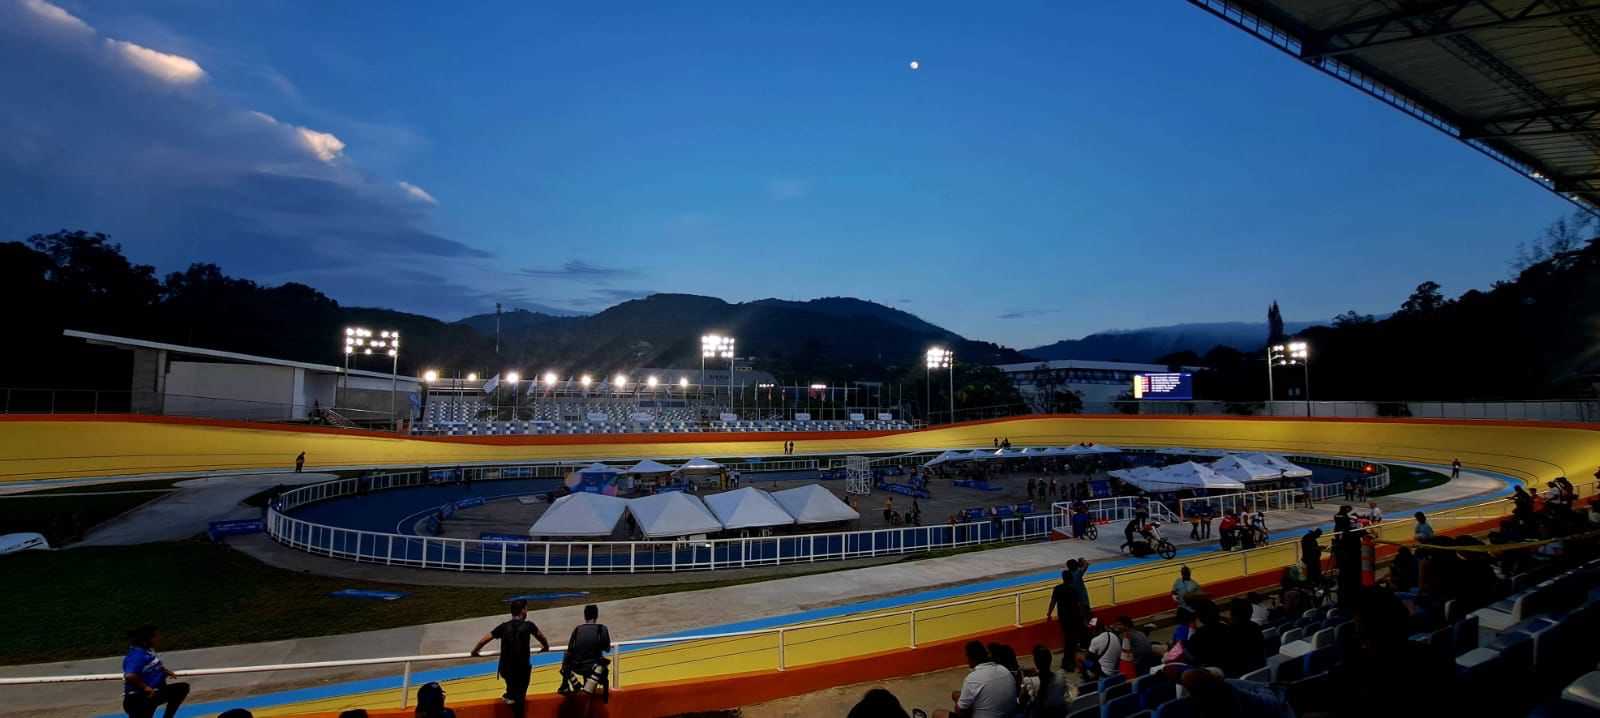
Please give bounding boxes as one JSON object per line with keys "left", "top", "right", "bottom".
{"left": 1170, "top": 565, "right": 1202, "bottom": 610}
{"left": 1046, "top": 570, "right": 1083, "bottom": 668}
{"left": 1116, "top": 616, "right": 1155, "bottom": 676}
{"left": 1226, "top": 598, "right": 1265, "bottom": 677}
{"left": 470, "top": 599, "right": 549, "bottom": 718}
{"left": 1175, "top": 667, "right": 1293, "bottom": 718}
{"left": 294, "top": 451, "right": 305, "bottom": 473}
{"left": 1333, "top": 505, "right": 1355, "bottom": 534}
{"left": 1069, "top": 504, "right": 1090, "bottom": 539}
{"left": 1451, "top": 458, "right": 1462, "bottom": 479}
{"left": 1025, "top": 644, "right": 1070, "bottom": 718}
{"left": 937, "top": 640, "right": 1017, "bottom": 718}
{"left": 1325, "top": 588, "right": 1442, "bottom": 715}
{"left": 1066, "top": 559, "right": 1091, "bottom": 614}
{"left": 987, "top": 643, "right": 1024, "bottom": 706}
{"left": 1217, "top": 511, "right": 1240, "bottom": 550}
{"left": 1166, "top": 607, "right": 1196, "bottom": 665}
{"left": 414, "top": 682, "right": 455, "bottom": 718}
{"left": 122, "top": 624, "right": 190, "bottom": 718}
{"left": 1300, "top": 529, "right": 1324, "bottom": 586}
{"left": 1247, "top": 592, "right": 1270, "bottom": 625}
{"left": 1414, "top": 511, "right": 1434, "bottom": 541}
{"left": 1362, "top": 501, "right": 1384, "bottom": 525}
{"left": 560, "top": 605, "right": 611, "bottom": 694}
{"left": 1084, "top": 619, "right": 1121, "bottom": 680}
{"left": 847, "top": 688, "right": 911, "bottom": 718}
{"left": 1390, "top": 545, "right": 1418, "bottom": 593}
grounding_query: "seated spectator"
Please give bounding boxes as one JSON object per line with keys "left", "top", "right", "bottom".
{"left": 1390, "top": 545, "right": 1418, "bottom": 593}
{"left": 1023, "top": 644, "right": 1070, "bottom": 718}
{"left": 987, "top": 643, "right": 1024, "bottom": 703}
{"left": 1224, "top": 598, "right": 1265, "bottom": 677}
{"left": 414, "top": 682, "right": 455, "bottom": 718}
{"left": 847, "top": 688, "right": 911, "bottom": 718}
{"left": 1173, "top": 667, "right": 1293, "bottom": 718}
{"left": 935, "top": 640, "right": 1017, "bottom": 718}
{"left": 1084, "top": 619, "right": 1121, "bottom": 680}
{"left": 1246, "top": 592, "right": 1270, "bottom": 625}
{"left": 1116, "top": 616, "right": 1155, "bottom": 676}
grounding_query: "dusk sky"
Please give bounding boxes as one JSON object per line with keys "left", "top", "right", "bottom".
{"left": 0, "top": 0, "right": 1575, "bottom": 348}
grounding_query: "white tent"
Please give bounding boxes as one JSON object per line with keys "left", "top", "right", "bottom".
{"left": 923, "top": 450, "right": 968, "bottom": 467}
{"left": 1210, "top": 455, "right": 1283, "bottom": 482}
{"left": 1109, "top": 466, "right": 1164, "bottom": 483}
{"left": 677, "top": 457, "right": 723, "bottom": 471}
{"left": 579, "top": 462, "right": 623, "bottom": 475}
{"left": 1156, "top": 447, "right": 1230, "bottom": 458}
{"left": 703, "top": 487, "right": 796, "bottom": 530}
{"left": 1083, "top": 443, "right": 1121, "bottom": 454}
{"left": 528, "top": 492, "right": 630, "bottom": 537}
{"left": 1115, "top": 461, "right": 1245, "bottom": 493}
{"left": 627, "top": 491, "right": 724, "bottom": 537}
{"left": 771, "top": 484, "right": 860, "bottom": 524}
{"left": 624, "top": 459, "right": 676, "bottom": 474}
{"left": 1239, "top": 453, "right": 1314, "bottom": 479}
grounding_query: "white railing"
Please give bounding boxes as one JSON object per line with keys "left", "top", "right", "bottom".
{"left": 11, "top": 482, "right": 1566, "bottom": 711}
{"left": 265, "top": 471, "right": 1059, "bottom": 574}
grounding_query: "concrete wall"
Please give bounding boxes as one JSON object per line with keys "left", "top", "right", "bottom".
{"left": 162, "top": 362, "right": 297, "bottom": 421}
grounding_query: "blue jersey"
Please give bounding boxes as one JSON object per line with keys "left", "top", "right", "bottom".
{"left": 122, "top": 647, "right": 166, "bottom": 695}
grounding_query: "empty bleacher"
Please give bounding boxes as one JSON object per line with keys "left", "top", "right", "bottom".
{"left": 414, "top": 394, "right": 912, "bottom": 435}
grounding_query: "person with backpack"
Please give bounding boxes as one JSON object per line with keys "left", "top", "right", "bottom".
{"left": 561, "top": 605, "right": 612, "bottom": 698}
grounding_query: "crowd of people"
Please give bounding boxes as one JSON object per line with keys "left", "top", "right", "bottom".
{"left": 119, "top": 602, "right": 613, "bottom": 718}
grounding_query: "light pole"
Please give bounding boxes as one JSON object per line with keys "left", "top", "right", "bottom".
{"left": 504, "top": 371, "right": 520, "bottom": 420}
{"left": 701, "top": 334, "right": 734, "bottom": 408}
{"left": 342, "top": 327, "right": 399, "bottom": 429}
{"left": 1269, "top": 341, "right": 1311, "bottom": 417}
{"left": 926, "top": 347, "right": 952, "bottom": 424}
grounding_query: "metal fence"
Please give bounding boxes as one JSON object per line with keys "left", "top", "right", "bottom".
{"left": 266, "top": 470, "right": 1057, "bottom": 574}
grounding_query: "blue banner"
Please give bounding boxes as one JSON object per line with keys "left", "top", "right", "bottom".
{"left": 454, "top": 497, "right": 486, "bottom": 509}
{"left": 330, "top": 589, "right": 407, "bottom": 601}
{"left": 207, "top": 519, "right": 264, "bottom": 541}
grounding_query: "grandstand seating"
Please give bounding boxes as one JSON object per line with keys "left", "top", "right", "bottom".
{"left": 414, "top": 394, "right": 913, "bottom": 435}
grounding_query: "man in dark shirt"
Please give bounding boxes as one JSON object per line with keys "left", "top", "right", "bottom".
{"left": 562, "top": 604, "right": 613, "bottom": 693}
{"left": 1045, "top": 569, "right": 1083, "bottom": 671}
{"left": 1300, "top": 528, "right": 1323, "bottom": 587}
{"left": 471, "top": 599, "right": 549, "bottom": 718}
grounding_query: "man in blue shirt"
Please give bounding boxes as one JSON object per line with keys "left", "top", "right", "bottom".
{"left": 122, "top": 624, "right": 189, "bottom": 718}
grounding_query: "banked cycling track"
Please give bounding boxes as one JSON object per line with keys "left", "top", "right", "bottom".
{"left": 2, "top": 413, "right": 1597, "bottom": 717}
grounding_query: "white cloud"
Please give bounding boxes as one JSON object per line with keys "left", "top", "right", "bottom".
{"left": 295, "top": 126, "right": 346, "bottom": 162}
{"left": 21, "top": 0, "right": 90, "bottom": 33}
{"left": 108, "top": 39, "right": 204, "bottom": 84}
{"left": 397, "top": 180, "right": 438, "bottom": 205}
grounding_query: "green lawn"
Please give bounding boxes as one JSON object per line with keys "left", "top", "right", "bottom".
{"left": 0, "top": 479, "right": 180, "bottom": 546}
{"left": 0, "top": 540, "right": 831, "bottom": 665}
{"left": 1372, "top": 464, "right": 1451, "bottom": 496}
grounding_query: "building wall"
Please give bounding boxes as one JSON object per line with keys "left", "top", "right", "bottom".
{"left": 163, "top": 362, "right": 298, "bottom": 420}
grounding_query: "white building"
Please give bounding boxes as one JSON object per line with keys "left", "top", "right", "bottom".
{"left": 994, "top": 359, "right": 1196, "bottom": 408}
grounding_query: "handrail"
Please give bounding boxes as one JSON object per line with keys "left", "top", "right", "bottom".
{"left": 7, "top": 479, "right": 1587, "bottom": 713}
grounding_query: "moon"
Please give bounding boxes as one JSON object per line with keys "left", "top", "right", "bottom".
{"left": 909, "top": 60, "right": 920, "bottom": 70}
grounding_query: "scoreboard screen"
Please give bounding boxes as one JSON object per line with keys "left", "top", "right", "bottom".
{"left": 1133, "top": 372, "right": 1193, "bottom": 401}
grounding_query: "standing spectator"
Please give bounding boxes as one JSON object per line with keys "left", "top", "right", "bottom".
{"left": 470, "top": 599, "right": 549, "bottom": 718}
{"left": 1390, "top": 546, "right": 1418, "bottom": 593}
{"left": 414, "top": 682, "right": 455, "bottom": 718}
{"left": 938, "top": 641, "right": 1017, "bottom": 718}
{"left": 122, "top": 624, "right": 190, "bottom": 718}
{"left": 560, "top": 605, "right": 612, "bottom": 694}
{"left": 1027, "top": 477, "right": 1037, "bottom": 501}
{"left": 1046, "top": 570, "right": 1083, "bottom": 670}
{"left": 1067, "top": 559, "right": 1091, "bottom": 614}
{"left": 1070, "top": 504, "right": 1090, "bottom": 540}
{"left": 1199, "top": 504, "right": 1213, "bottom": 539}
{"left": 294, "top": 451, "right": 305, "bottom": 473}
{"left": 1451, "top": 458, "right": 1462, "bottom": 480}
{"left": 1413, "top": 512, "right": 1434, "bottom": 541}
{"left": 1171, "top": 565, "right": 1202, "bottom": 610}
{"left": 1300, "top": 529, "right": 1324, "bottom": 587}
{"left": 1333, "top": 505, "right": 1355, "bottom": 534}
{"left": 1050, "top": 477, "right": 1059, "bottom": 500}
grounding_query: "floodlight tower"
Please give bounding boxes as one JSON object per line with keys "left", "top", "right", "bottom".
{"left": 342, "top": 327, "right": 400, "bottom": 429}
{"left": 701, "top": 334, "right": 735, "bottom": 405}
{"left": 925, "top": 347, "right": 953, "bottom": 424}
{"left": 1268, "top": 341, "right": 1312, "bottom": 416}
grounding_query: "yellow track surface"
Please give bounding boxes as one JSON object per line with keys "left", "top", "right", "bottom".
{"left": 3, "top": 414, "right": 1597, "bottom": 484}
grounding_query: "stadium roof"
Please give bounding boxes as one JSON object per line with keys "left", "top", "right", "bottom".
{"left": 64, "top": 329, "right": 415, "bottom": 383}
{"left": 1191, "top": 0, "right": 1600, "bottom": 213}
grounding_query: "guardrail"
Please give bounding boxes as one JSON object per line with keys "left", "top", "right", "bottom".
{"left": 11, "top": 479, "right": 1580, "bottom": 712}
{"left": 267, "top": 471, "right": 1057, "bottom": 574}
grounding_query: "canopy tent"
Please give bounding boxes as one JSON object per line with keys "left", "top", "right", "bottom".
{"left": 1108, "top": 466, "right": 1164, "bottom": 483}
{"left": 1239, "top": 453, "right": 1313, "bottom": 479}
{"left": 1210, "top": 455, "right": 1283, "bottom": 483}
{"left": 703, "top": 487, "right": 796, "bottom": 530}
{"left": 1113, "top": 461, "right": 1245, "bottom": 493}
{"left": 528, "top": 492, "right": 629, "bottom": 537}
{"left": 624, "top": 459, "right": 676, "bottom": 475}
{"left": 578, "top": 462, "right": 623, "bottom": 475}
{"left": 676, "top": 457, "right": 723, "bottom": 471}
{"left": 923, "top": 450, "right": 969, "bottom": 467}
{"left": 1082, "top": 443, "right": 1121, "bottom": 454}
{"left": 771, "top": 484, "right": 860, "bottom": 524}
{"left": 627, "top": 491, "right": 724, "bottom": 538}
{"left": 993, "top": 448, "right": 1028, "bottom": 458}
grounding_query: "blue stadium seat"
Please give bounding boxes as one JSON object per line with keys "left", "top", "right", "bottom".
{"left": 1102, "top": 680, "right": 1132, "bottom": 703}
{"left": 1068, "top": 692, "right": 1100, "bottom": 714}
{"left": 1101, "top": 693, "right": 1141, "bottom": 718}
{"left": 1097, "top": 674, "right": 1126, "bottom": 694}
{"left": 1152, "top": 697, "right": 1197, "bottom": 718}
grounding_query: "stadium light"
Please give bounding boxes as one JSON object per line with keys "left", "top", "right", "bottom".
{"left": 924, "top": 347, "right": 954, "bottom": 425}
{"left": 422, "top": 369, "right": 439, "bottom": 384}
{"left": 466, "top": 372, "right": 478, "bottom": 382}
{"left": 679, "top": 377, "right": 690, "bottom": 390}
{"left": 810, "top": 383, "right": 827, "bottom": 390}
{"left": 580, "top": 374, "right": 593, "bottom": 387}
{"left": 647, "top": 375, "right": 659, "bottom": 388}
{"left": 505, "top": 371, "right": 520, "bottom": 385}
{"left": 341, "top": 327, "right": 402, "bottom": 430}
{"left": 543, "top": 371, "right": 559, "bottom": 387}
{"left": 700, "top": 334, "right": 736, "bottom": 401}
{"left": 1268, "top": 340, "right": 1312, "bottom": 415}
{"left": 613, "top": 374, "right": 628, "bottom": 389}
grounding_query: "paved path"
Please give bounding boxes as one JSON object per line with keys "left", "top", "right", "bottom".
{"left": 2, "top": 466, "right": 1508, "bottom": 717}
{"left": 72, "top": 473, "right": 335, "bottom": 547}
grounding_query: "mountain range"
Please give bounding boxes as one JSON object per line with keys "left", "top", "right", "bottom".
{"left": 1020, "top": 320, "right": 1322, "bottom": 363}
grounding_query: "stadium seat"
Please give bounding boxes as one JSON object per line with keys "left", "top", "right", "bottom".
{"left": 1068, "top": 693, "right": 1100, "bottom": 714}
{"left": 1101, "top": 693, "right": 1141, "bottom": 718}
{"left": 1101, "top": 680, "right": 1132, "bottom": 703}
{"left": 1564, "top": 672, "right": 1600, "bottom": 711}
{"left": 1152, "top": 697, "right": 1196, "bottom": 718}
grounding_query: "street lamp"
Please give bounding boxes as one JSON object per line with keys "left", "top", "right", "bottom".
{"left": 1269, "top": 341, "right": 1312, "bottom": 416}
{"left": 926, "top": 347, "right": 953, "bottom": 424}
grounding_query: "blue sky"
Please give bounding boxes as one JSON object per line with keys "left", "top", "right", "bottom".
{"left": 0, "top": 0, "right": 1574, "bottom": 348}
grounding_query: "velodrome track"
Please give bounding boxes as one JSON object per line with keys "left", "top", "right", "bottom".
{"left": 2, "top": 413, "right": 1595, "bottom": 716}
